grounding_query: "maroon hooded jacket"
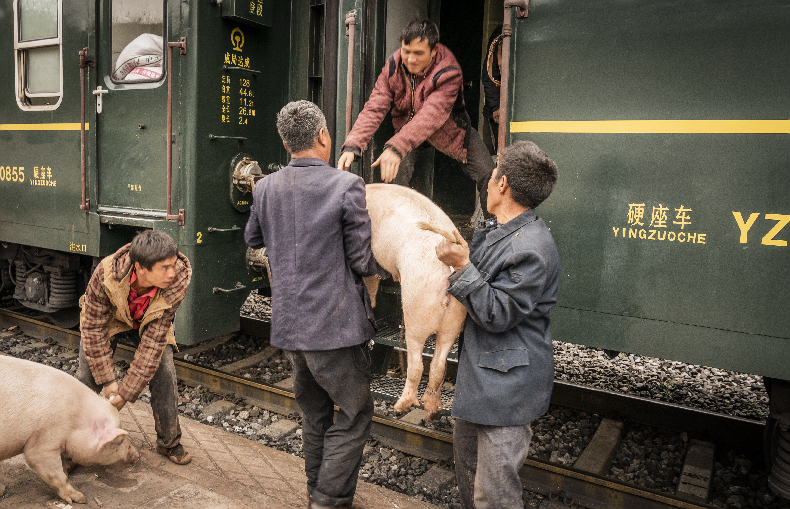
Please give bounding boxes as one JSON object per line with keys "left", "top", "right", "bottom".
{"left": 341, "top": 43, "right": 471, "bottom": 163}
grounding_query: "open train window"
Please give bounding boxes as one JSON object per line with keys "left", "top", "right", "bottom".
{"left": 110, "top": 0, "right": 165, "bottom": 84}
{"left": 13, "top": 0, "right": 63, "bottom": 110}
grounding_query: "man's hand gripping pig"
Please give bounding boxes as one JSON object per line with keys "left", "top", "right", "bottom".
{"left": 103, "top": 381, "right": 127, "bottom": 411}
{"left": 435, "top": 230, "right": 470, "bottom": 271}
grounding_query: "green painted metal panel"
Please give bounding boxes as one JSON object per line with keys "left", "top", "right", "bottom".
{"left": 166, "top": 0, "right": 292, "bottom": 343}
{"left": 221, "top": 0, "right": 274, "bottom": 28}
{"left": 95, "top": 0, "right": 169, "bottom": 211}
{"left": 509, "top": 0, "right": 790, "bottom": 377}
{"left": 0, "top": 1, "right": 96, "bottom": 242}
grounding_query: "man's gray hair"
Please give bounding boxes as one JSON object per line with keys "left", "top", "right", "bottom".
{"left": 276, "top": 100, "right": 327, "bottom": 154}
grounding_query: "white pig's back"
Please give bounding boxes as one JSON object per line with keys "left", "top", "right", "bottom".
{"left": 0, "top": 355, "right": 105, "bottom": 459}
{"left": 365, "top": 184, "right": 456, "bottom": 297}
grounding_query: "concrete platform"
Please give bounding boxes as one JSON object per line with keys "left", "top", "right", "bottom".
{"left": 0, "top": 400, "right": 440, "bottom": 509}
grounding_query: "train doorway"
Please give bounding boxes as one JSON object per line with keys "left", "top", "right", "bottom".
{"left": 360, "top": 0, "right": 504, "bottom": 217}
{"left": 94, "top": 0, "right": 170, "bottom": 216}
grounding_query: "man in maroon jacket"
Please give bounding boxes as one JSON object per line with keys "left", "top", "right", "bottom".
{"left": 338, "top": 19, "right": 495, "bottom": 213}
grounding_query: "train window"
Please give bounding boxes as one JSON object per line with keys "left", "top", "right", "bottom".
{"left": 13, "top": 0, "right": 63, "bottom": 110}
{"left": 110, "top": 0, "right": 165, "bottom": 84}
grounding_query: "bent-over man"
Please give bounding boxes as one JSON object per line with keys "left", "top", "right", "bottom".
{"left": 435, "top": 141, "right": 560, "bottom": 508}
{"left": 245, "top": 100, "right": 389, "bottom": 509}
{"left": 338, "top": 18, "right": 494, "bottom": 213}
{"left": 77, "top": 230, "right": 192, "bottom": 465}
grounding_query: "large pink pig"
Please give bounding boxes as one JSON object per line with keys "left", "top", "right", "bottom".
{"left": 0, "top": 354, "right": 140, "bottom": 504}
{"left": 364, "top": 184, "right": 467, "bottom": 417}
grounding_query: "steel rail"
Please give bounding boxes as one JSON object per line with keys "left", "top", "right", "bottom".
{"left": 0, "top": 309, "right": 750, "bottom": 509}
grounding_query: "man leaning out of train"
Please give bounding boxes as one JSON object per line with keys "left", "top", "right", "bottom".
{"left": 244, "top": 100, "right": 389, "bottom": 509}
{"left": 434, "top": 140, "right": 560, "bottom": 508}
{"left": 337, "top": 18, "right": 495, "bottom": 215}
{"left": 76, "top": 230, "right": 193, "bottom": 465}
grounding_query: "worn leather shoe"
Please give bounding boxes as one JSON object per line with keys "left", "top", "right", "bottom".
{"left": 307, "top": 498, "right": 350, "bottom": 509}
{"left": 156, "top": 444, "right": 192, "bottom": 465}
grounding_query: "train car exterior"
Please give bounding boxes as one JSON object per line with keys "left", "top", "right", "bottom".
{"left": 506, "top": 0, "right": 789, "bottom": 381}
{"left": 1, "top": 0, "right": 786, "bottom": 377}
{"left": 334, "top": 0, "right": 788, "bottom": 381}
{"left": 0, "top": 0, "right": 335, "bottom": 343}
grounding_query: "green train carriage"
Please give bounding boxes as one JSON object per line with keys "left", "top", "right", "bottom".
{"left": 334, "top": 0, "right": 789, "bottom": 380}
{"left": 0, "top": 0, "right": 306, "bottom": 341}
{"left": 1, "top": 0, "right": 787, "bottom": 382}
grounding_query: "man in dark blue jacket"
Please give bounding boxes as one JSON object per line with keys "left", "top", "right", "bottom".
{"left": 245, "top": 100, "right": 388, "bottom": 509}
{"left": 435, "top": 141, "right": 560, "bottom": 509}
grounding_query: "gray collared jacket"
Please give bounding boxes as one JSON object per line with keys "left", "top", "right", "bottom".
{"left": 447, "top": 209, "right": 560, "bottom": 426}
{"left": 244, "top": 158, "right": 388, "bottom": 352}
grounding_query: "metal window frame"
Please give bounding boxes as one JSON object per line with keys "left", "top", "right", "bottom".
{"left": 108, "top": 0, "right": 168, "bottom": 86}
{"left": 13, "top": 0, "right": 63, "bottom": 111}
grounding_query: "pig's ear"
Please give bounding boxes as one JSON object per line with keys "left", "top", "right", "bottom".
{"left": 99, "top": 427, "right": 129, "bottom": 448}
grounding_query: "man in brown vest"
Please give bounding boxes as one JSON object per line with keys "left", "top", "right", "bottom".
{"left": 76, "top": 230, "right": 193, "bottom": 465}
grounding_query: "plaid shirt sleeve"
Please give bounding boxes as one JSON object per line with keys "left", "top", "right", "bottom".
{"left": 81, "top": 263, "right": 118, "bottom": 387}
{"left": 118, "top": 260, "right": 190, "bottom": 403}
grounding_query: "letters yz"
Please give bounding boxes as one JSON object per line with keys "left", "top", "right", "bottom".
{"left": 732, "top": 212, "right": 789, "bottom": 246}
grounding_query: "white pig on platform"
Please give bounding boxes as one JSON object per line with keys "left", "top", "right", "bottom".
{"left": 364, "top": 184, "right": 468, "bottom": 417}
{"left": 0, "top": 355, "right": 140, "bottom": 504}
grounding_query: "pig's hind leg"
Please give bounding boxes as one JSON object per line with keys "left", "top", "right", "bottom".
{"left": 393, "top": 334, "right": 428, "bottom": 412}
{"left": 421, "top": 331, "right": 458, "bottom": 419}
{"left": 24, "top": 444, "right": 86, "bottom": 504}
{"left": 422, "top": 298, "right": 467, "bottom": 418}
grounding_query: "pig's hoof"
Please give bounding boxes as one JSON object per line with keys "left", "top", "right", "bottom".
{"left": 421, "top": 392, "right": 442, "bottom": 417}
{"left": 60, "top": 485, "right": 86, "bottom": 504}
{"left": 393, "top": 397, "right": 418, "bottom": 412}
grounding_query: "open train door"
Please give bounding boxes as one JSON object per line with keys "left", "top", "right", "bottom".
{"left": 93, "top": 0, "right": 176, "bottom": 224}
{"left": 337, "top": 0, "right": 494, "bottom": 218}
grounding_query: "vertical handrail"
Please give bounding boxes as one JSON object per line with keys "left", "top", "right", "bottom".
{"left": 78, "top": 48, "right": 96, "bottom": 214}
{"left": 166, "top": 38, "right": 187, "bottom": 226}
{"left": 344, "top": 12, "right": 357, "bottom": 138}
{"left": 497, "top": 1, "right": 529, "bottom": 157}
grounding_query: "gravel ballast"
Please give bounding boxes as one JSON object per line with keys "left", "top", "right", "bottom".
{"left": 1, "top": 316, "right": 788, "bottom": 508}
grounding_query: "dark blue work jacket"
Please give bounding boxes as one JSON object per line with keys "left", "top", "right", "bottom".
{"left": 244, "top": 158, "right": 387, "bottom": 352}
{"left": 448, "top": 209, "right": 560, "bottom": 426}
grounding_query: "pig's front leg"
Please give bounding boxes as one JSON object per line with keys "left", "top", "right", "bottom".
{"left": 393, "top": 339, "right": 425, "bottom": 412}
{"left": 24, "top": 446, "right": 87, "bottom": 504}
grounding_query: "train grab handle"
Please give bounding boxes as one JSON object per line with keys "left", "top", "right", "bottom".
{"left": 166, "top": 38, "right": 187, "bottom": 226}
{"left": 344, "top": 12, "right": 357, "bottom": 139}
{"left": 79, "top": 48, "right": 97, "bottom": 214}
{"left": 497, "top": 1, "right": 529, "bottom": 156}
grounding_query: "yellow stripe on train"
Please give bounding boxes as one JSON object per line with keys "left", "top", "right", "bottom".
{"left": 510, "top": 119, "right": 790, "bottom": 134}
{"left": 0, "top": 123, "right": 89, "bottom": 131}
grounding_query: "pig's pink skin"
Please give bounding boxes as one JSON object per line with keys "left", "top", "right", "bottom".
{"left": 365, "top": 184, "right": 467, "bottom": 417}
{"left": 0, "top": 355, "right": 140, "bottom": 504}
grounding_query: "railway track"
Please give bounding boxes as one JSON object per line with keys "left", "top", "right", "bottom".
{"left": 0, "top": 309, "right": 768, "bottom": 509}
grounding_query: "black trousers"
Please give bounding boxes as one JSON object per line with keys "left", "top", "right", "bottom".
{"left": 284, "top": 345, "right": 374, "bottom": 507}
{"left": 76, "top": 330, "right": 182, "bottom": 449}
{"left": 394, "top": 127, "right": 495, "bottom": 215}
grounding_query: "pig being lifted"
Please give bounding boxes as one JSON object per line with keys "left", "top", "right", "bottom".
{"left": 0, "top": 355, "right": 140, "bottom": 504}
{"left": 364, "top": 184, "right": 467, "bottom": 416}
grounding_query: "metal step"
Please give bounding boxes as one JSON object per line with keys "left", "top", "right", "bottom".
{"left": 370, "top": 373, "right": 454, "bottom": 412}
{"left": 371, "top": 326, "right": 460, "bottom": 362}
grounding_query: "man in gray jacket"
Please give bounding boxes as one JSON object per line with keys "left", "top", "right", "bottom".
{"left": 435, "top": 141, "right": 559, "bottom": 508}
{"left": 245, "top": 101, "right": 388, "bottom": 509}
